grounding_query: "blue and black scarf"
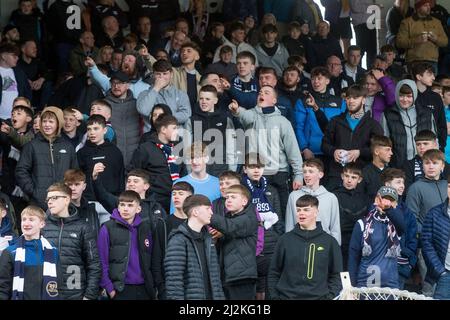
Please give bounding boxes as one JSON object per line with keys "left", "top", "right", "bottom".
{"left": 12, "top": 236, "right": 59, "bottom": 300}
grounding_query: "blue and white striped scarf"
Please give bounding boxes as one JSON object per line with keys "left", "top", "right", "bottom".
{"left": 12, "top": 236, "right": 59, "bottom": 300}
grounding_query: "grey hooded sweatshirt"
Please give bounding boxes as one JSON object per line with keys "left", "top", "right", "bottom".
{"left": 285, "top": 185, "right": 341, "bottom": 245}
{"left": 236, "top": 106, "right": 303, "bottom": 184}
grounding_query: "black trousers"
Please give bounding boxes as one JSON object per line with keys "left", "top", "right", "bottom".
{"left": 224, "top": 280, "right": 256, "bottom": 300}
{"left": 354, "top": 23, "right": 377, "bottom": 68}
{"left": 265, "top": 171, "right": 291, "bottom": 223}
{"left": 115, "top": 285, "right": 150, "bottom": 300}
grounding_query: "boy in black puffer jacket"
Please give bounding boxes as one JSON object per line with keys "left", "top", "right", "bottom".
{"left": 42, "top": 183, "right": 101, "bottom": 300}
{"left": 164, "top": 195, "right": 225, "bottom": 300}
{"left": 15, "top": 107, "right": 78, "bottom": 210}
{"left": 209, "top": 185, "right": 259, "bottom": 300}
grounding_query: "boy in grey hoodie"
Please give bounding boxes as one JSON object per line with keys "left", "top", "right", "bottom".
{"left": 381, "top": 79, "right": 436, "bottom": 168}
{"left": 229, "top": 85, "right": 303, "bottom": 222}
{"left": 285, "top": 159, "right": 341, "bottom": 245}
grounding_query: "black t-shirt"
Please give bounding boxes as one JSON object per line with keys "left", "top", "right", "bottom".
{"left": 165, "top": 214, "right": 186, "bottom": 234}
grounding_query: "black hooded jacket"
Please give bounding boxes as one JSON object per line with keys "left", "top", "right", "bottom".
{"left": 42, "top": 204, "right": 101, "bottom": 300}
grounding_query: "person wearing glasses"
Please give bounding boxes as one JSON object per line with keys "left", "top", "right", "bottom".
{"left": 42, "top": 182, "right": 101, "bottom": 300}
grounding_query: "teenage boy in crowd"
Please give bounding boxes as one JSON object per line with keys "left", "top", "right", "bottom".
{"left": 61, "top": 108, "right": 83, "bottom": 149}
{"left": 285, "top": 159, "right": 341, "bottom": 245}
{"left": 42, "top": 183, "right": 101, "bottom": 300}
{"left": 381, "top": 168, "right": 418, "bottom": 290}
{"left": 77, "top": 115, "right": 124, "bottom": 203}
{"left": 267, "top": 195, "right": 343, "bottom": 300}
{"left": 170, "top": 142, "right": 221, "bottom": 213}
{"left": 322, "top": 84, "right": 383, "bottom": 191}
{"left": 361, "top": 135, "right": 393, "bottom": 201}
{"left": 129, "top": 115, "right": 183, "bottom": 213}
{"left": 0, "top": 104, "right": 34, "bottom": 223}
{"left": 212, "top": 171, "right": 242, "bottom": 217}
{"left": 137, "top": 59, "right": 191, "bottom": 132}
{"left": 294, "top": 66, "right": 346, "bottom": 160}
{"left": 348, "top": 186, "right": 405, "bottom": 288}
{"left": 93, "top": 165, "right": 167, "bottom": 228}
{"left": 166, "top": 182, "right": 194, "bottom": 234}
{"left": 242, "top": 152, "right": 283, "bottom": 300}
{"left": 164, "top": 195, "right": 225, "bottom": 300}
{"left": 382, "top": 80, "right": 436, "bottom": 169}
{"left": 228, "top": 51, "right": 259, "bottom": 110}
{"left": 412, "top": 62, "right": 447, "bottom": 152}
{"left": 403, "top": 130, "right": 450, "bottom": 190}
{"left": 72, "top": 99, "right": 116, "bottom": 146}
{"left": 406, "top": 149, "right": 447, "bottom": 296}
{"left": 16, "top": 107, "right": 78, "bottom": 210}
{"left": 184, "top": 85, "right": 237, "bottom": 177}
{"left": 208, "top": 185, "right": 259, "bottom": 300}
{"left": 0, "top": 206, "right": 59, "bottom": 300}
{"left": 63, "top": 169, "right": 100, "bottom": 237}
{"left": 422, "top": 174, "right": 450, "bottom": 300}
{"left": 97, "top": 190, "right": 158, "bottom": 300}
{"left": 229, "top": 85, "right": 304, "bottom": 222}
{"left": 152, "top": 181, "right": 194, "bottom": 300}
{"left": 333, "top": 164, "right": 370, "bottom": 270}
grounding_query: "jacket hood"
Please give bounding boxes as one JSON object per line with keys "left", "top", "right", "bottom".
{"left": 300, "top": 185, "right": 329, "bottom": 197}
{"left": 0, "top": 215, "right": 13, "bottom": 235}
{"left": 254, "top": 106, "right": 282, "bottom": 116}
{"left": 111, "top": 208, "right": 142, "bottom": 228}
{"left": 291, "top": 223, "right": 324, "bottom": 240}
{"left": 395, "top": 79, "right": 418, "bottom": 109}
{"left": 40, "top": 106, "right": 65, "bottom": 140}
{"left": 47, "top": 204, "right": 80, "bottom": 224}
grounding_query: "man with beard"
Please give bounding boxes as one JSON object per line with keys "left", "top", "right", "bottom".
{"left": 278, "top": 66, "right": 309, "bottom": 107}
{"left": 322, "top": 84, "right": 383, "bottom": 191}
{"left": 326, "top": 55, "right": 354, "bottom": 97}
{"left": 86, "top": 50, "right": 150, "bottom": 99}
{"left": 104, "top": 71, "right": 140, "bottom": 166}
{"left": 396, "top": 0, "right": 448, "bottom": 73}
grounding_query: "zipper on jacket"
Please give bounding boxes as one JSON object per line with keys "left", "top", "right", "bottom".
{"left": 49, "top": 141, "right": 55, "bottom": 165}
{"left": 191, "top": 239, "right": 204, "bottom": 281}
{"left": 58, "top": 219, "right": 64, "bottom": 255}
{"left": 123, "top": 232, "right": 132, "bottom": 280}
{"left": 307, "top": 243, "right": 316, "bottom": 280}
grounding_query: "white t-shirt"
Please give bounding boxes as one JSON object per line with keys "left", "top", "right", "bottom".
{"left": 0, "top": 66, "right": 19, "bottom": 120}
